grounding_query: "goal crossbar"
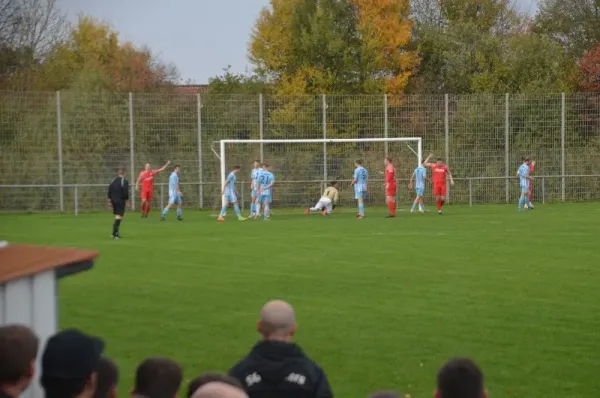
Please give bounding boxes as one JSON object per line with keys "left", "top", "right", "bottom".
{"left": 218, "top": 137, "right": 423, "bottom": 206}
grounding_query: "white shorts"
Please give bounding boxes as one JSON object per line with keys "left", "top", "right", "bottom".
{"left": 316, "top": 197, "right": 333, "bottom": 212}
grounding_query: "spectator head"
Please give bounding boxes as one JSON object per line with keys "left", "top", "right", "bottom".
{"left": 369, "top": 392, "right": 400, "bottom": 398}
{"left": 0, "top": 325, "right": 39, "bottom": 396}
{"left": 257, "top": 300, "right": 296, "bottom": 341}
{"left": 41, "top": 329, "right": 104, "bottom": 398}
{"left": 191, "top": 382, "right": 247, "bottom": 398}
{"left": 132, "top": 358, "right": 182, "bottom": 398}
{"left": 435, "top": 358, "right": 486, "bottom": 398}
{"left": 187, "top": 373, "right": 242, "bottom": 398}
{"left": 93, "top": 357, "right": 119, "bottom": 398}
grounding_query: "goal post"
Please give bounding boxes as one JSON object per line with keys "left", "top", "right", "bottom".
{"left": 217, "top": 137, "right": 423, "bottom": 208}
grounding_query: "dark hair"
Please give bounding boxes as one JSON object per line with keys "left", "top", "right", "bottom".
{"left": 437, "top": 358, "right": 484, "bottom": 398}
{"left": 134, "top": 358, "right": 182, "bottom": 398}
{"left": 93, "top": 357, "right": 119, "bottom": 398}
{"left": 329, "top": 181, "right": 338, "bottom": 186}
{"left": 117, "top": 169, "right": 125, "bottom": 175}
{"left": 262, "top": 163, "right": 270, "bottom": 168}
{"left": 174, "top": 165, "right": 181, "bottom": 170}
{"left": 369, "top": 392, "right": 401, "bottom": 398}
{"left": 355, "top": 159, "right": 362, "bottom": 165}
{"left": 186, "top": 373, "right": 243, "bottom": 398}
{"left": 41, "top": 377, "right": 88, "bottom": 398}
{"left": 0, "top": 325, "right": 39, "bottom": 384}
{"left": 253, "top": 159, "right": 260, "bottom": 164}
{"left": 233, "top": 165, "right": 241, "bottom": 170}
{"left": 385, "top": 157, "right": 393, "bottom": 163}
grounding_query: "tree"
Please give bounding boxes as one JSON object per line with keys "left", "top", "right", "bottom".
{"left": 579, "top": 43, "right": 600, "bottom": 92}
{"left": 534, "top": 0, "right": 600, "bottom": 58}
{"left": 249, "top": 0, "right": 418, "bottom": 94}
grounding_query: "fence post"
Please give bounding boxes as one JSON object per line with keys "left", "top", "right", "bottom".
{"left": 444, "top": 94, "right": 450, "bottom": 203}
{"left": 129, "top": 92, "right": 135, "bottom": 211}
{"left": 468, "top": 178, "right": 472, "bottom": 207}
{"left": 322, "top": 94, "right": 327, "bottom": 191}
{"left": 197, "top": 93, "right": 203, "bottom": 209}
{"left": 74, "top": 186, "right": 78, "bottom": 216}
{"left": 56, "top": 91, "right": 64, "bottom": 212}
{"left": 384, "top": 94, "right": 388, "bottom": 157}
{"left": 505, "top": 93, "right": 510, "bottom": 204}
{"left": 542, "top": 176, "right": 545, "bottom": 204}
{"left": 259, "top": 94, "right": 264, "bottom": 162}
{"left": 561, "top": 92, "right": 566, "bottom": 202}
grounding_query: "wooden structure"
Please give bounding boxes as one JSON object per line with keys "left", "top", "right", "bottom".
{"left": 0, "top": 243, "right": 98, "bottom": 398}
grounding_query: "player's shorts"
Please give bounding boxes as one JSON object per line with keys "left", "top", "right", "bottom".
{"left": 415, "top": 187, "right": 424, "bottom": 196}
{"left": 251, "top": 189, "right": 258, "bottom": 199}
{"left": 168, "top": 194, "right": 182, "bottom": 205}
{"left": 141, "top": 189, "right": 153, "bottom": 201}
{"left": 111, "top": 200, "right": 125, "bottom": 216}
{"left": 433, "top": 184, "right": 447, "bottom": 196}
{"left": 224, "top": 193, "right": 238, "bottom": 203}
{"left": 355, "top": 190, "right": 366, "bottom": 200}
{"left": 259, "top": 194, "right": 272, "bottom": 203}
{"left": 386, "top": 185, "right": 397, "bottom": 197}
{"left": 520, "top": 185, "right": 529, "bottom": 194}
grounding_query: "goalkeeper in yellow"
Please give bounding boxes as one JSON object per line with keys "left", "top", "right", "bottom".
{"left": 304, "top": 181, "right": 339, "bottom": 216}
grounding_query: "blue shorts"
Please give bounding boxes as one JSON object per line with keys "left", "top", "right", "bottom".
{"left": 224, "top": 193, "right": 238, "bottom": 203}
{"left": 521, "top": 186, "right": 529, "bottom": 194}
{"left": 415, "top": 187, "right": 424, "bottom": 196}
{"left": 168, "top": 194, "right": 182, "bottom": 205}
{"left": 259, "top": 194, "right": 272, "bottom": 204}
{"left": 251, "top": 189, "right": 258, "bottom": 199}
{"left": 355, "top": 190, "right": 366, "bottom": 200}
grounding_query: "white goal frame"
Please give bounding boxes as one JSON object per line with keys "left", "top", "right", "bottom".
{"left": 218, "top": 137, "right": 423, "bottom": 205}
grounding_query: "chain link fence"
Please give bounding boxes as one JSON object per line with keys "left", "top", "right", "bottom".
{"left": 1, "top": 92, "right": 599, "bottom": 212}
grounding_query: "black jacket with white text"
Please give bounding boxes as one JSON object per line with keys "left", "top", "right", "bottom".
{"left": 229, "top": 340, "right": 333, "bottom": 398}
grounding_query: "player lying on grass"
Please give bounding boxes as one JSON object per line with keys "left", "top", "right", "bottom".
{"left": 160, "top": 165, "right": 183, "bottom": 221}
{"left": 351, "top": 160, "right": 368, "bottom": 218}
{"left": 423, "top": 153, "right": 454, "bottom": 215}
{"left": 304, "top": 181, "right": 339, "bottom": 215}
{"left": 517, "top": 157, "right": 533, "bottom": 211}
{"left": 408, "top": 161, "right": 427, "bottom": 213}
{"left": 136, "top": 160, "right": 170, "bottom": 218}
{"left": 255, "top": 164, "right": 274, "bottom": 220}
{"left": 218, "top": 166, "right": 246, "bottom": 222}
{"left": 524, "top": 158, "right": 536, "bottom": 209}
{"left": 383, "top": 157, "right": 397, "bottom": 218}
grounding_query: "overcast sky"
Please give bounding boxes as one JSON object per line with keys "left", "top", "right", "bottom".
{"left": 57, "top": 0, "right": 539, "bottom": 84}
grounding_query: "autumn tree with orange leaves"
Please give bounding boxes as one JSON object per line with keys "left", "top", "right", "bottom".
{"left": 249, "top": 0, "right": 418, "bottom": 95}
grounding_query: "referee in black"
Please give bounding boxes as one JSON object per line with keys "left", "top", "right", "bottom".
{"left": 108, "top": 169, "right": 129, "bottom": 239}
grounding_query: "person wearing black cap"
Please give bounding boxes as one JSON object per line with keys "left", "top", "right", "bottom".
{"left": 41, "top": 329, "right": 104, "bottom": 398}
{"left": 0, "top": 325, "right": 39, "bottom": 398}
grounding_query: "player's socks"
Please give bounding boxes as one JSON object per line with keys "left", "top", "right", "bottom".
{"left": 250, "top": 202, "right": 255, "bottom": 216}
{"left": 358, "top": 203, "right": 364, "bottom": 215}
{"left": 436, "top": 200, "right": 442, "bottom": 211}
{"left": 161, "top": 207, "right": 169, "bottom": 220}
{"left": 255, "top": 204, "right": 261, "bottom": 219}
{"left": 112, "top": 219, "right": 121, "bottom": 236}
{"left": 389, "top": 201, "right": 396, "bottom": 216}
{"left": 234, "top": 204, "right": 242, "bottom": 217}
{"left": 176, "top": 208, "right": 182, "bottom": 220}
{"left": 411, "top": 203, "right": 417, "bottom": 212}
{"left": 219, "top": 206, "right": 227, "bottom": 218}
{"left": 264, "top": 204, "right": 270, "bottom": 219}
{"left": 518, "top": 196, "right": 525, "bottom": 210}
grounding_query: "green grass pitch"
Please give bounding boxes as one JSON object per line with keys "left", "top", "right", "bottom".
{"left": 1, "top": 204, "right": 600, "bottom": 398}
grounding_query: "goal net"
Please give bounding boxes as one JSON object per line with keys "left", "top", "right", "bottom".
{"left": 215, "top": 138, "right": 423, "bottom": 209}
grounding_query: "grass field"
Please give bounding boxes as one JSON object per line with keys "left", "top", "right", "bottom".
{"left": 1, "top": 204, "right": 599, "bottom": 398}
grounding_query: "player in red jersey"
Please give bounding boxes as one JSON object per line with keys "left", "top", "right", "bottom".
{"left": 423, "top": 153, "right": 454, "bottom": 215}
{"left": 525, "top": 158, "right": 536, "bottom": 209}
{"left": 383, "top": 157, "right": 397, "bottom": 218}
{"left": 135, "top": 160, "right": 170, "bottom": 218}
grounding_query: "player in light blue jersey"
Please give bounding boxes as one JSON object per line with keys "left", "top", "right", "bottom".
{"left": 517, "top": 157, "right": 533, "bottom": 211}
{"left": 218, "top": 166, "right": 246, "bottom": 222}
{"left": 351, "top": 159, "right": 368, "bottom": 218}
{"left": 160, "top": 165, "right": 183, "bottom": 221}
{"left": 409, "top": 163, "right": 427, "bottom": 213}
{"left": 250, "top": 160, "right": 262, "bottom": 217}
{"left": 255, "top": 164, "right": 274, "bottom": 220}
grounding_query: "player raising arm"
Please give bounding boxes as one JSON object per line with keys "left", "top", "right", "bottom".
{"left": 351, "top": 160, "right": 368, "bottom": 218}
{"left": 218, "top": 166, "right": 246, "bottom": 222}
{"left": 255, "top": 164, "right": 274, "bottom": 221}
{"left": 408, "top": 162, "right": 427, "bottom": 213}
{"left": 136, "top": 160, "right": 170, "bottom": 218}
{"left": 304, "top": 181, "right": 339, "bottom": 216}
{"left": 160, "top": 165, "right": 183, "bottom": 221}
{"left": 383, "top": 157, "right": 397, "bottom": 218}
{"left": 517, "top": 157, "right": 533, "bottom": 211}
{"left": 423, "top": 153, "right": 454, "bottom": 215}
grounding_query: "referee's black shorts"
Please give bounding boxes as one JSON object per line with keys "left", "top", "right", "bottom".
{"left": 111, "top": 200, "right": 125, "bottom": 216}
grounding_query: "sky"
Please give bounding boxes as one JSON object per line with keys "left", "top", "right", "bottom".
{"left": 57, "top": 0, "right": 538, "bottom": 84}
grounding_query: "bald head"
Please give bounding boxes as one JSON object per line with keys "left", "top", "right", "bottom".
{"left": 258, "top": 300, "right": 296, "bottom": 338}
{"left": 192, "top": 382, "right": 247, "bottom": 398}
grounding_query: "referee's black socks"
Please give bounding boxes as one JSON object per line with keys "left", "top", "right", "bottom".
{"left": 112, "top": 219, "right": 121, "bottom": 236}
